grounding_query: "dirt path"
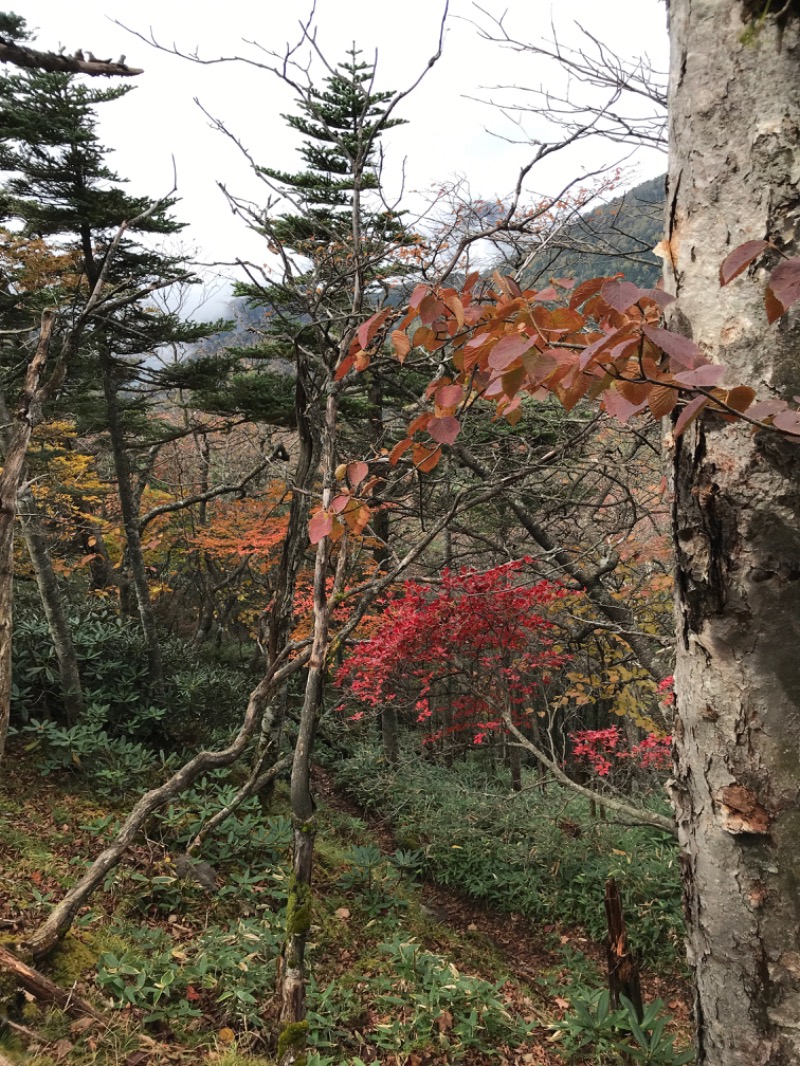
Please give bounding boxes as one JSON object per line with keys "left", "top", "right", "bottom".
{"left": 313, "top": 765, "right": 692, "bottom": 1039}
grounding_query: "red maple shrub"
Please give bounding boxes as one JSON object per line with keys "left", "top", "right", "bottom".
{"left": 336, "top": 559, "right": 570, "bottom": 748}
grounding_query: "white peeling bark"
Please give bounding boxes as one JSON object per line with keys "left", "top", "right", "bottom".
{"left": 666, "top": 3, "right": 800, "bottom": 1063}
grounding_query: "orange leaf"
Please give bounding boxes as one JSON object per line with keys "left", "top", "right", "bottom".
{"left": 648, "top": 385, "right": 678, "bottom": 420}
{"left": 412, "top": 443, "right": 442, "bottom": 473}
{"left": 389, "top": 437, "right": 414, "bottom": 465}
{"left": 391, "top": 330, "right": 411, "bottom": 363}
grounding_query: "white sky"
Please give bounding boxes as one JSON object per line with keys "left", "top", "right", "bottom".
{"left": 19, "top": 1, "right": 669, "bottom": 313}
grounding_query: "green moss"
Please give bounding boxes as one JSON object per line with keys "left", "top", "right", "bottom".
{"left": 285, "top": 876, "right": 312, "bottom": 937}
{"left": 48, "top": 933, "right": 96, "bottom": 985}
{"left": 276, "top": 1019, "right": 308, "bottom": 1063}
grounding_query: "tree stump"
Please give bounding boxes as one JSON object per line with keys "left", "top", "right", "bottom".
{"left": 604, "top": 877, "right": 643, "bottom": 1020}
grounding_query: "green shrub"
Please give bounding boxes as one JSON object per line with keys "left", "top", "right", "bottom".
{"left": 95, "top": 918, "right": 283, "bottom": 1029}
{"left": 552, "top": 989, "right": 694, "bottom": 1064}
{"left": 11, "top": 604, "right": 253, "bottom": 792}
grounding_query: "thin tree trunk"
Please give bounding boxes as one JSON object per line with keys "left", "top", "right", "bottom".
{"left": 278, "top": 388, "right": 336, "bottom": 1058}
{"left": 18, "top": 487, "right": 84, "bottom": 723}
{"left": 666, "top": 5, "right": 800, "bottom": 1062}
{"left": 99, "top": 347, "right": 164, "bottom": 697}
{"left": 0, "top": 394, "right": 84, "bottom": 724}
{"left": 0, "top": 311, "right": 54, "bottom": 763}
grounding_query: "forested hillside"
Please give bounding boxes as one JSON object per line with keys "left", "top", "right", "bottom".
{"left": 519, "top": 175, "right": 665, "bottom": 288}
{"left": 2, "top": 5, "right": 800, "bottom": 1066}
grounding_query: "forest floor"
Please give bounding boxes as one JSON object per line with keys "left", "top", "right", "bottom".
{"left": 0, "top": 751, "right": 691, "bottom": 1065}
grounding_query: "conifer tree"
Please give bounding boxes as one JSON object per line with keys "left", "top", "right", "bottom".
{"left": 0, "top": 44, "right": 218, "bottom": 696}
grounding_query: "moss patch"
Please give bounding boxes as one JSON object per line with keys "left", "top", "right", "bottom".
{"left": 48, "top": 933, "right": 97, "bottom": 985}
{"left": 276, "top": 1019, "right": 308, "bottom": 1063}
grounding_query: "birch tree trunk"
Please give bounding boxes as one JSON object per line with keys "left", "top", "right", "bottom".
{"left": 666, "top": 4, "right": 800, "bottom": 1062}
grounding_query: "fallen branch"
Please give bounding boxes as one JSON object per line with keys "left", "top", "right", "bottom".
{"left": 0, "top": 39, "right": 142, "bottom": 76}
{"left": 25, "top": 675, "right": 278, "bottom": 959}
{"left": 187, "top": 752, "right": 292, "bottom": 855}
{"left": 501, "top": 711, "right": 676, "bottom": 836}
{"left": 0, "top": 943, "right": 106, "bottom": 1022}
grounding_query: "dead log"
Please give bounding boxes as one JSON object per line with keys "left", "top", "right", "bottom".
{"left": 0, "top": 943, "right": 106, "bottom": 1023}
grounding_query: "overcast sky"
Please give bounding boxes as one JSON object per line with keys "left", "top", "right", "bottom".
{"left": 20, "top": 1, "right": 669, "bottom": 313}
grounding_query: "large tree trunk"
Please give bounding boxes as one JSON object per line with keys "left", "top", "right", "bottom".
{"left": 666, "top": 4, "right": 800, "bottom": 1063}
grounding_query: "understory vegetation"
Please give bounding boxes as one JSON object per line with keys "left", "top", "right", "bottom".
{"left": 1, "top": 675, "right": 691, "bottom": 1065}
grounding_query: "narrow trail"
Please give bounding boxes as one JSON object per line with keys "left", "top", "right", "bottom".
{"left": 313, "top": 765, "right": 692, "bottom": 1033}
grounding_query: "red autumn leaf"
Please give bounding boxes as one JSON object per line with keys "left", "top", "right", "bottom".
{"left": 766, "top": 257, "right": 800, "bottom": 321}
{"left": 600, "top": 277, "right": 643, "bottom": 312}
{"left": 330, "top": 494, "right": 351, "bottom": 515}
{"left": 427, "top": 416, "right": 460, "bottom": 445}
{"left": 487, "top": 333, "right": 536, "bottom": 371}
{"left": 638, "top": 288, "right": 676, "bottom": 308}
{"left": 719, "top": 239, "right": 770, "bottom": 286}
{"left": 602, "top": 386, "right": 650, "bottom": 422}
{"left": 569, "top": 276, "right": 606, "bottom": 310}
{"left": 674, "top": 394, "right": 710, "bottom": 437}
{"left": 419, "top": 294, "right": 444, "bottom": 326}
{"left": 674, "top": 364, "right": 726, "bottom": 388}
{"left": 346, "top": 461, "right": 369, "bottom": 488}
{"left": 435, "top": 383, "right": 463, "bottom": 409}
{"left": 409, "top": 283, "right": 429, "bottom": 309}
{"left": 642, "top": 326, "right": 704, "bottom": 369}
{"left": 308, "top": 510, "right": 334, "bottom": 545}
{"left": 549, "top": 306, "right": 585, "bottom": 333}
{"left": 356, "top": 309, "right": 389, "bottom": 350}
{"left": 748, "top": 398, "right": 787, "bottom": 421}
{"left": 772, "top": 409, "right": 800, "bottom": 436}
